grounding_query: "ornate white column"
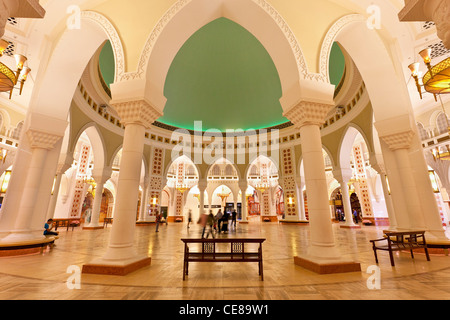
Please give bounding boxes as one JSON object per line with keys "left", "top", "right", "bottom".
{"left": 239, "top": 181, "right": 248, "bottom": 223}
{"left": 84, "top": 167, "right": 112, "bottom": 229}
{"left": 83, "top": 99, "right": 162, "bottom": 275}
{"left": 372, "top": 162, "right": 397, "bottom": 230}
{"left": 297, "top": 179, "right": 307, "bottom": 221}
{"left": 1, "top": 129, "right": 62, "bottom": 242}
{"left": 380, "top": 130, "right": 427, "bottom": 230}
{"left": 197, "top": 179, "right": 207, "bottom": 219}
{"left": 46, "top": 157, "right": 73, "bottom": 221}
{"left": 333, "top": 168, "right": 359, "bottom": 229}
{"left": 284, "top": 100, "right": 361, "bottom": 273}
{"left": 137, "top": 176, "right": 150, "bottom": 222}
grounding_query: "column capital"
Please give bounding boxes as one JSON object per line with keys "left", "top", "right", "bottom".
{"left": 111, "top": 99, "right": 163, "bottom": 129}
{"left": 26, "top": 129, "right": 62, "bottom": 150}
{"left": 380, "top": 130, "right": 415, "bottom": 151}
{"left": 332, "top": 168, "right": 353, "bottom": 184}
{"left": 283, "top": 101, "right": 334, "bottom": 128}
{"left": 56, "top": 153, "right": 74, "bottom": 174}
{"left": 197, "top": 179, "right": 208, "bottom": 191}
{"left": 92, "top": 167, "right": 113, "bottom": 185}
{"left": 239, "top": 181, "right": 248, "bottom": 191}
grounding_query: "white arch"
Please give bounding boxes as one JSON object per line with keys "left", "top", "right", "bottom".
{"left": 112, "top": 0, "right": 314, "bottom": 113}
{"left": 337, "top": 123, "right": 372, "bottom": 170}
{"left": 245, "top": 154, "right": 279, "bottom": 179}
{"left": 164, "top": 154, "right": 201, "bottom": 179}
{"left": 70, "top": 122, "right": 107, "bottom": 170}
{"left": 28, "top": 12, "right": 124, "bottom": 126}
{"left": 206, "top": 157, "right": 240, "bottom": 180}
{"left": 333, "top": 16, "right": 413, "bottom": 123}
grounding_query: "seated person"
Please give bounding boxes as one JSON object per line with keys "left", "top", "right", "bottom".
{"left": 44, "top": 219, "right": 59, "bottom": 236}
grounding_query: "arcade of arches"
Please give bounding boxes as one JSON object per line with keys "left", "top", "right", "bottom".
{"left": 0, "top": 0, "right": 449, "bottom": 300}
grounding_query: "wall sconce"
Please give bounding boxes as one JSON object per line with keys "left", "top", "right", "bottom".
{"left": 428, "top": 170, "right": 440, "bottom": 193}
{"left": 288, "top": 196, "right": 294, "bottom": 205}
{"left": 1, "top": 170, "right": 11, "bottom": 193}
{"left": 51, "top": 175, "right": 57, "bottom": 195}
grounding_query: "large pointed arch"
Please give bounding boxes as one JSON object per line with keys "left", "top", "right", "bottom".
{"left": 69, "top": 122, "right": 107, "bottom": 170}
{"left": 28, "top": 11, "right": 125, "bottom": 125}
{"left": 114, "top": 0, "right": 313, "bottom": 113}
{"left": 337, "top": 123, "right": 373, "bottom": 170}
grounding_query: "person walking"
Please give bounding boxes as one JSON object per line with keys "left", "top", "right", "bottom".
{"left": 155, "top": 210, "right": 161, "bottom": 232}
{"left": 215, "top": 209, "right": 223, "bottom": 233}
{"left": 221, "top": 211, "right": 229, "bottom": 234}
{"left": 204, "top": 211, "right": 215, "bottom": 239}
{"left": 231, "top": 209, "right": 237, "bottom": 230}
{"left": 200, "top": 212, "right": 208, "bottom": 239}
{"left": 187, "top": 209, "right": 192, "bottom": 229}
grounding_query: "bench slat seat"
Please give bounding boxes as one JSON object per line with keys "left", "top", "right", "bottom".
{"left": 181, "top": 238, "right": 265, "bottom": 281}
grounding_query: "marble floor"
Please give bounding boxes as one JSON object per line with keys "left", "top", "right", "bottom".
{"left": 0, "top": 218, "right": 449, "bottom": 301}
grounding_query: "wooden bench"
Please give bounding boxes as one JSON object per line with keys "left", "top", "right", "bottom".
{"left": 181, "top": 238, "right": 265, "bottom": 281}
{"left": 370, "top": 230, "right": 430, "bottom": 266}
{"left": 54, "top": 219, "right": 80, "bottom": 231}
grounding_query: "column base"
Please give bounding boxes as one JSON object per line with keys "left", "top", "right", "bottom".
{"left": 0, "top": 234, "right": 57, "bottom": 257}
{"left": 340, "top": 224, "right": 361, "bottom": 229}
{"left": 279, "top": 219, "right": 309, "bottom": 225}
{"left": 294, "top": 255, "right": 361, "bottom": 274}
{"left": 82, "top": 255, "right": 151, "bottom": 276}
{"left": 82, "top": 225, "right": 104, "bottom": 230}
{"left": 136, "top": 221, "right": 155, "bottom": 226}
{"left": 238, "top": 220, "right": 249, "bottom": 224}
{"left": 261, "top": 216, "right": 278, "bottom": 222}
{"left": 168, "top": 216, "right": 184, "bottom": 223}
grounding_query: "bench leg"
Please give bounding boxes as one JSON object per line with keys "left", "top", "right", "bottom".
{"left": 424, "top": 247, "right": 431, "bottom": 261}
{"left": 410, "top": 249, "right": 414, "bottom": 259}
{"left": 389, "top": 250, "right": 395, "bottom": 267}
{"left": 259, "top": 260, "right": 264, "bottom": 281}
{"left": 372, "top": 248, "right": 379, "bottom": 264}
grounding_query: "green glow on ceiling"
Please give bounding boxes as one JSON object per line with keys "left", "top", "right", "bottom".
{"left": 99, "top": 41, "right": 115, "bottom": 88}
{"left": 159, "top": 18, "right": 287, "bottom": 132}
{"left": 329, "top": 42, "right": 345, "bottom": 86}
{"left": 97, "top": 23, "right": 346, "bottom": 132}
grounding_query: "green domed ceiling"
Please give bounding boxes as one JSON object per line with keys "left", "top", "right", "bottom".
{"left": 160, "top": 17, "right": 286, "bottom": 132}
{"left": 98, "top": 19, "right": 346, "bottom": 132}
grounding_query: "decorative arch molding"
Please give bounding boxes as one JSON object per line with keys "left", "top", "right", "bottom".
{"left": 80, "top": 10, "right": 126, "bottom": 83}
{"left": 318, "top": 14, "right": 365, "bottom": 84}
{"left": 113, "top": 0, "right": 327, "bottom": 106}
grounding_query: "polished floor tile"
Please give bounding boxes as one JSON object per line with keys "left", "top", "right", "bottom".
{"left": 0, "top": 219, "right": 449, "bottom": 300}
